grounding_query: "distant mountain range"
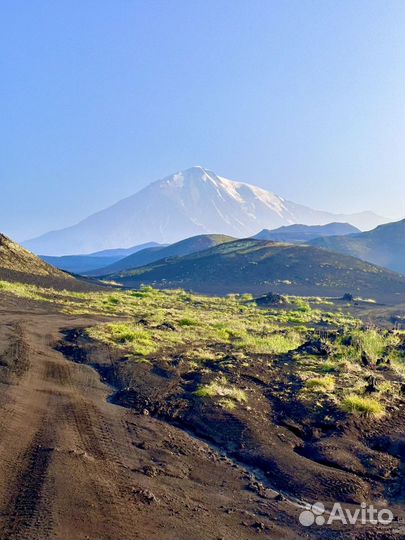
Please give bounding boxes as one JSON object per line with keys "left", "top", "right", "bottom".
{"left": 39, "top": 219, "right": 404, "bottom": 280}
{"left": 101, "top": 238, "right": 404, "bottom": 303}
{"left": 23, "top": 167, "right": 388, "bottom": 255}
{"left": 253, "top": 222, "right": 360, "bottom": 242}
{"left": 309, "top": 219, "right": 405, "bottom": 274}
{"left": 2, "top": 229, "right": 403, "bottom": 303}
{"left": 41, "top": 242, "right": 161, "bottom": 274}
{"left": 85, "top": 234, "right": 235, "bottom": 277}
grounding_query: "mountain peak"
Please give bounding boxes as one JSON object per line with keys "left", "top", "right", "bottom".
{"left": 188, "top": 165, "right": 207, "bottom": 173}
{"left": 22, "top": 169, "right": 389, "bottom": 255}
{"left": 169, "top": 166, "right": 217, "bottom": 183}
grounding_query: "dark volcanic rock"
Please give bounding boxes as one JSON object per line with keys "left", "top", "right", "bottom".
{"left": 156, "top": 322, "right": 177, "bottom": 331}
{"left": 255, "top": 292, "right": 288, "bottom": 306}
{"left": 296, "top": 339, "right": 331, "bottom": 356}
{"left": 365, "top": 375, "right": 379, "bottom": 393}
{"left": 342, "top": 293, "right": 354, "bottom": 301}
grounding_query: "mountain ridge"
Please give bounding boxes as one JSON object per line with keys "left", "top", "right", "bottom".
{"left": 102, "top": 238, "right": 404, "bottom": 304}
{"left": 309, "top": 219, "right": 405, "bottom": 274}
{"left": 85, "top": 234, "right": 236, "bottom": 277}
{"left": 253, "top": 222, "right": 360, "bottom": 242}
{"left": 23, "top": 166, "right": 388, "bottom": 255}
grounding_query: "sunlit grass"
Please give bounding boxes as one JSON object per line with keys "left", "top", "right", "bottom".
{"left": 194, "top": 376, "right": 247, "bottom": 404}
{"left": 335, "top": 328, "right": 401, "bottom": 365}
{"left": 87, "top": 323, "right": 158, "bottom": 356}
{"left": 305, "top": 375, "right": 335, "bottom": 392}
{"left": 341, "top": 394, "right": 385, "bottom": 418}
{"left": 1, "top": 277, "right": 402, "bottom": 419}
{"left": 234, "top": 331, "right": 303, "bottom": 354}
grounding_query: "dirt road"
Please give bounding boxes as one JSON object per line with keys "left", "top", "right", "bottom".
{"left": 0, "top": 308, "right": 313, "bottom": 540}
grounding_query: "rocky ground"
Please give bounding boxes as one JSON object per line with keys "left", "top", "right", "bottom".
{"left": 0, "top": 291, "right": 404, "bottom": 539}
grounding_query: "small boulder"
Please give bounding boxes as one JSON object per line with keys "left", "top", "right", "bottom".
{"left": 156, "top": 322, "right": 177, "bottom": 331}
{"left": 132, "top": 487, "right": 158, "bottom": 504}
{"left": 365, "top": 375, "right": 379, "bottom": 393}
{"left": 342, "top": 293, "right": 354, "bottom": 302}
{"left": 361, "top": 351, "right": 372, "bottom": 368}
{"left": 255, "top": 292, "right": 288, "bottom": 306}
{"left": 296, "top": 339, "right": 331, "bottom": 356}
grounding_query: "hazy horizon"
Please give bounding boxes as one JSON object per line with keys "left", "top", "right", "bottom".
{"left": 20, "top": 164, "right": 399, "bottom": 246}
{"left": 1, "top": 0, "right": 404, "bottom": 241}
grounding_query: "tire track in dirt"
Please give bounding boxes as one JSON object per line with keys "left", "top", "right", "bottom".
{"left": 0, "top": 321, "right": 31, "bottom": 384}
{"left": 0, "top": 321, "right": 60, "bottom": 540}
{"left": 2, "top": 312, "right": 400, "bottom": 539}
{"left": 45, "top": 327, "right": 138, "bottom": 536}
{"left": 62, "top": 399, "right": 106, "bottom": 460}
{"left": 55, "top": 395, "right": 134, "bottom": 535}
{"left": 1, "top": 428, "right": 54, "bottom": 540}
{"left": 43, "top": 359, "right": 72, "bottom": 387}
{"left": 56, "top": 329, "right": 311, "bottom": 512}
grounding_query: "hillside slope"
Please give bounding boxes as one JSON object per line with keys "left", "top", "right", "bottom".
{"left": 86, "top": 234, "right": 235, "bottom": 276}
{"left": 0, "top": 234, "right": 97, "bottom": 291}
{"left": 23, "top": 167, "right": 386, "bottom": 255}
{"left": 310, "top": 219, "right": 405, "bottom": 274}
{"left": 107, "top": 239, "right": 404, "bottom": 303}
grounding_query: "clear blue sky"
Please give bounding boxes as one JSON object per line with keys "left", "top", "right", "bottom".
{"left": 1, "top": 0, "right": 404, "bottom": 241}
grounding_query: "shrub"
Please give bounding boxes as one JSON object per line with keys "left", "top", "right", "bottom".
{"left": 341, "top": 394, "right": 385, "bottom": 418}
{"left": 235, "top": 331, "right": 302, "bottom": 354}
{"left": 219, "top": 398, "right": 237, "bottom": 410}
{"left": 349, "top": 329, "right": 399, "bottom": 363}
{"left": 305, "top": 375, "right": 335, "bottom": 392}
{"left": 293, "top": 298, "right": 311, "bottom": 312}
{"left": 194, "top": 377, "right": 247, "bottom": 404}
{"left": 178, "top": 317, "right": 198, "bottom": 327}
{"left": 320, "top": 361, "right": 337, "bottom": 373}
{"left": 106, "top": 295, "right": 120, "bottom": 305}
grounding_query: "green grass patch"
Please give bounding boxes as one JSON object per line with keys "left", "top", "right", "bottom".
{"left": 305, "top": 375, "right": 335, "bottom": 392}
{"left": 341, "top": 394, "right": 385, "bottom": 418}
{"left": 178, "top": 317, "right": 198, "bottom": 327}
{"left": 235, "top": 331, "right": 303, "bottom": 355}
{"left": 87, "top": 323, "right": 157, "bottom": 356}
{"left": 319, "top": 360, "right": 338, "bottom": 373}
{"left": 194, "top": 376, "right": 247, "bottom": 404}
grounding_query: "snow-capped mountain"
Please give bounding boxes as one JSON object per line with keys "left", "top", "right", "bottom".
{"left": 23, "top": 167, "right": 388, "bottom": 255}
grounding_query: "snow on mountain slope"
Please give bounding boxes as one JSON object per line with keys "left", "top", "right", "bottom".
{"left": 23, "top": 166, "right": 388, "bottom": 255}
